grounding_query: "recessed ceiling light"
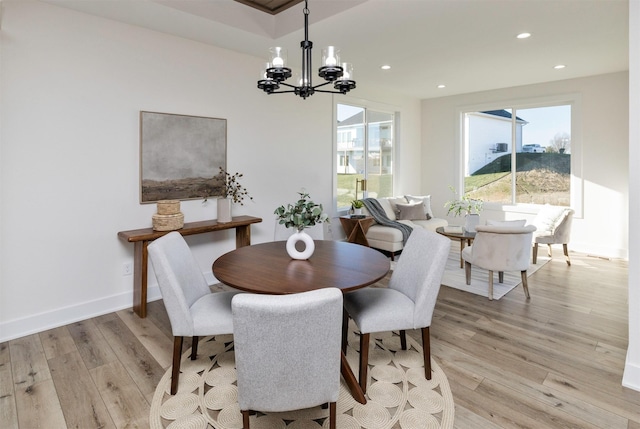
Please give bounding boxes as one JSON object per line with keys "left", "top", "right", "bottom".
{"left": 554, "top": 64, "right": 566, "bottom": 69}
{"left": 517, "top": 32, "right": 531, "bottom": 39}
{"left": 437, "top": 84, "right": 446, "bottom": 89}
{"left": 381, "top": 65, "right": 391, "bottom": 70}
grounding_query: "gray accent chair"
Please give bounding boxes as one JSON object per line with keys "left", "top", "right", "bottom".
{"left": 532, "top": 205, "right": 574, "bottom": 266}
{"left": 342, "top": 228, "right": 451, "bottom": 394}
{"left": 148, "top": 231, "right": 240, "bottom": 395}
{"left": 232, "top": 288, "right": 342, "bottom": 429}
{"left": 461, "top": 224, "right": 537, "bottom": 300}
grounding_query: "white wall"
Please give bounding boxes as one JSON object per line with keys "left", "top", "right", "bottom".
{"left": 623, "top": 0, "right": 640, "bottom": 392}
{"left": 0, "top": 1, "right": 422, "bottom": 341}
{"left": 422, "top": 72, "right": 629, "bottom": 259}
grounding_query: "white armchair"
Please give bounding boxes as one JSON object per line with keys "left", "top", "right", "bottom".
{"left": 461, "top": 225, "right": 537, "bottom": 300}
{"left": 532, "top": 205, "right": 574, "bottom": 266}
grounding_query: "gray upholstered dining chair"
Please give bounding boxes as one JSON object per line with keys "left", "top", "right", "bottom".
{"left": 148, "top": 231, "right": 240, "bottom": 395}
{"left": 461, "top": 224, "right": 537, "bottom": 300}
{"left": 232, "top": 288, "right": 343, "bottom": 429}
{"left": 342, "top": 228, "right": 450, "bottom": 394}
{"left": 531, "top": 205, "right": 574, "bottom": 266}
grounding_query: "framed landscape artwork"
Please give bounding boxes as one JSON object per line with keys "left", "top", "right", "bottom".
{"left": 140, "top": 111, "right": 227, "bottom": 203}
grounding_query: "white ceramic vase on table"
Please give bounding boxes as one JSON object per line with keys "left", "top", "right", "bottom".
{"left": 286, "top": 229, "right": 315, "bottom": 260}
{"left": 464, "top": 213, "right": 480, "bottom": 232}
{"left": 217, "top": 198, "right": 232, "bottom": 223}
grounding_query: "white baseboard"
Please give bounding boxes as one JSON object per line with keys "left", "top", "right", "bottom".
{"left": 0, "top": 285, "right": 163, "bottom": 343}
{"left": 0, "top": 269, "right": 223, "bottom": 343}
{"left": 623, "top": 355, "right": 640, "bottom": 392}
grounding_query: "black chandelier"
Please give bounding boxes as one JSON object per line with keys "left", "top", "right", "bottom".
{"left": 257, "top": 0, "right": 356, "bottom": 99}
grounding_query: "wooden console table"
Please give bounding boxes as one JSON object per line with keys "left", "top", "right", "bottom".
{"left": 118, "top": 215, "right": 262, "bottom": 318}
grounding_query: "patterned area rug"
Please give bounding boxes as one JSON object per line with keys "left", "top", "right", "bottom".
{"left": 150, "top": 322, "right": 455, "bottom": 429}
{"left": 441, "top": 247, "right": 550, "bottom": 299}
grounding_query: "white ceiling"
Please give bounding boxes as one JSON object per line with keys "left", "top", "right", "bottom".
{"left": 43, "top": 0, "right": 629, "bottom": 99}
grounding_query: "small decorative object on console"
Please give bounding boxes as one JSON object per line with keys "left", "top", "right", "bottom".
{"left": 216, "top": 167, "right": 253, "bottom": 223}
{"left": 153, "top": 200, "right": 184, "bottom": 231}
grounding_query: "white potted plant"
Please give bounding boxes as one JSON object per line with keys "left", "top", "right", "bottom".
{"left": 444, "top": 186, "right": 483, "bottom": 232}
{"left": 274, "top": 191, "right": 329, "bottom": 259}
{"left": 351, "top": 199, "right": 365, "bottom": 216}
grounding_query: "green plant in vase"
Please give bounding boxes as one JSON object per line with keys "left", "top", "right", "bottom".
{"left": 274, "top": 191, "right": 329, "bottom": 232}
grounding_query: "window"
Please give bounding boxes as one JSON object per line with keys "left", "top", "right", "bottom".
{"left": 335, "top": 103, "right": 396, "bottom": 210}
{"left": 462, "top": 103, "right": 572, "bottom": 207}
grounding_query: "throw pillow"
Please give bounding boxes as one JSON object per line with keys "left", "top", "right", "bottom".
{"left": 486, "top": 219, "right": 527, "bottom": 227}
{"left": 405, "top": 195, "right": 433, "bottom": 220}
{"left": 387, "top": 196, "right": 408, "bottom": 216}
{"left": 396, "top": 203, "right": 428, "bottom": 220}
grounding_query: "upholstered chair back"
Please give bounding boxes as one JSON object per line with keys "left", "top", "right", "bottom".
{"left": 468, "top": 225, "right": 537, "bottom": 272}
{"left": 232, "top": 288, "right": 343, "bottom": 414}
{"left": 388, "top": 228, "right": 451, "bottom": 329}
{"left": 533, "top": 206, "right": 574, "bottom": 245}
{"left": 148, "top": 231, "right": 211, "bottom": 336}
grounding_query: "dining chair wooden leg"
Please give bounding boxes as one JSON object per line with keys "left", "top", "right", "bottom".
{"left": 488, "top": 270, "right": 494, "bottom": 301}
{"left": 341, "top": 309, "right": 349, "bottom": 354}
{"left": 171, "top": 336, "right": 183, "bottom": 395}
{"left": 533, "top": 243, "right": 539, "bottom": 264}
{"left": 563, "top": 243, "right": 571, "bottom": 266}
{"left": 464, "top": 261, "right": 471, "bottom": 285}
{"left": 422, "top": 326, "right": 432, "bottom": 380}
{"left": 400, "top": 330, "right": 407, "bottom": 350}
{"left": 521, "top": 271, "right": 530, "bottom": 298}
{"left": 242, "top": 410, "right": 251, "bottom": 429}
{"left": 329, "top": 402, "right": 336, "bottom": 429}
{"left": 547, "top": 244, "right": 553, "bottom": 257}
{"left": 359, "top": 332, "right": 370, "bottom": 394}
{"left": 498, "top": 271, "right": 504, "bottom": 283}
{"left": 191, "top": 336, "right": 199, "bottom": 360}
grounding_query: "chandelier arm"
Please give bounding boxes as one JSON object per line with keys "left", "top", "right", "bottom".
{"left": 314, "top": 89, "right": 347, "bottom": 94}
{"left": 279, "top": 82, "right": 299, "bottom": 89}
{"left": 311, "top": 81, "right": 332, "bottom": 89}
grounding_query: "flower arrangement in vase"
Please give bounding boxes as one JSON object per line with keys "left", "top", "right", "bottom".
{"left": 444, "top": 185, "right": 483, "bottom": 232}
{"left": 216, "top": 167, "right": 253, "bottom": 223}
{"left": 274, "top": 191, "right": 329, "bottom": 260}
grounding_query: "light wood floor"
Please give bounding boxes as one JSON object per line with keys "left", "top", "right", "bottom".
{"left": 0, "top": 250, "right": 636, "bottom": 428}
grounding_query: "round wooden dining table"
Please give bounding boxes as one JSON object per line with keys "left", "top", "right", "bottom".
{"left": 212, "top": 240, "right": 390, "bottom": 294}
{"left": 212, "top": 239, "right": 391, "bottom": 404}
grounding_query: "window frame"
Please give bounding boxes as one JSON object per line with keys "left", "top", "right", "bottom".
{"left": 456, "top": 93, "right": 583, "bottom": 217}
{"left": 333, "top": 97, "right": 399, "bottom": 216}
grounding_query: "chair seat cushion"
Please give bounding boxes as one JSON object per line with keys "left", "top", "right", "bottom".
{"left": 344, "top": 288, "right": 415, "bottom": 333}
{"left": 190, "top": 291, "right": 239, "bottom": 336}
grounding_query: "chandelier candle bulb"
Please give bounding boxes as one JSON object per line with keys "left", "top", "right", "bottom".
{"left": 323, "top": 46, "right": 339, "bottom": 67}
{"left": 340, "top": 63, "right": 353, "bottom": 80}
{"left": 270, "top": 47, "right": 286, "bottom": 68}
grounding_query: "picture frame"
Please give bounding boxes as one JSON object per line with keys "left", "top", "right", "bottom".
{"left": 140, "top": 111, "right": 227, "bottom": 203}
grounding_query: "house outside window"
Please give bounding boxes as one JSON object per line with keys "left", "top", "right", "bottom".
{"left": 461, "top": 103, "right": 573, "bottom": 207}
{"left": 335, "top": 103, "right": 396, "bottom": 210}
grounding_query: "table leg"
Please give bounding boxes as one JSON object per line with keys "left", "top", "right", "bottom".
{"left": 459, "top": 239, "right": 466, "bottom": 268}
{"left": 132, "top": 241, "right": 149, "bottom": 318}
{"left": 341, "top": 352, "right": 367, "bottom": 404}
{"left": 235, "top": 225, "right": 251, "bottom": 248}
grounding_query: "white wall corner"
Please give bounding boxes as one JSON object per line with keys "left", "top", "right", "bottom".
{"left": 623, "top": 353, "right": 640, "bottom": 392}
